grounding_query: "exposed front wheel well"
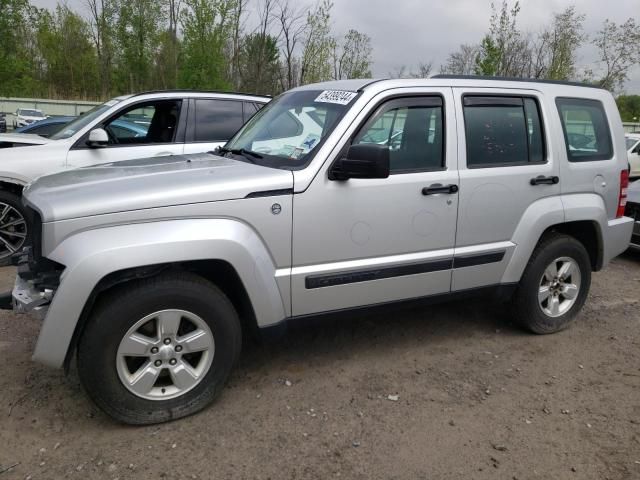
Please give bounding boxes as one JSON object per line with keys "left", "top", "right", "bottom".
{"left": 64, "top": 260, "right": 258, "bottom": 371}
{"left": 0, "top": 181, "right": 24, "bottom": 196}
{"left": 541, "top": 221, "right": 603, "bottom": 271}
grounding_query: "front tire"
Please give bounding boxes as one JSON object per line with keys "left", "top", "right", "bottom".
{"left": 512, "top": 234, "right": 591, "bottom": 334}
{"left": 77, "top": 272, "right": 242, "bottom": 425}
{"left": 0, "top": 190, "right": 29, "bottom": 266}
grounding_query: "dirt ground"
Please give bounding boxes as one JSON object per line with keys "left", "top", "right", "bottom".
{"left": 0, "top": 251, "right": 639, "bottom": 480}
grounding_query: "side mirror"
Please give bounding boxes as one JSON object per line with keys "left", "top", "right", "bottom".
{"left": 86, "top": 128, "right": 109, "bottom": 148}
{"left": 329, "top": 144, "right": 390, "bottom": 181}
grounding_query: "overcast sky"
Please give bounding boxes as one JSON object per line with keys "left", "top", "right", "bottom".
{"left": 32, "top": 0, "right": 640, "bottom": 93}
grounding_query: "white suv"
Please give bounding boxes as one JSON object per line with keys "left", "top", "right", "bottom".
{"left": 0, "top": 91, "right": 269, "bottom": 262}
{"left": 13, "top": 108, "right": 46, "bottom": 128}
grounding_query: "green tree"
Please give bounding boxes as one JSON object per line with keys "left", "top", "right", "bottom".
{"left": 113, "top": 0, "right": 165, "bottom": 93}
{"left": 37, "top": 5, "right": 99, "bottom": 98}
{"left": 300, "top": 0, "right": 334, "bottom": 84}
{"left": 333, "top": 29, "right": 372, "bottom": 80}
{"left": 238, "top": 33, "right": 280, "bottom": 95}
{"left": 616, "top": 95, "right": 640, "bottom": 122}
{"left": 0, "top": 0, "right": 42, "bottom": 97}
{"left": 592, "top": 18, "right": 640, "bottom": 92}
{"left": 180, "top": 0, "right": 235, "bottom": 90}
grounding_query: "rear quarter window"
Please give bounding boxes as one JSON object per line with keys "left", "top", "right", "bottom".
{"left": 556, "top": 97, "right": 613, "bottom": 162}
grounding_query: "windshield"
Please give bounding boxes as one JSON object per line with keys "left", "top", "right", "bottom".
{"left": 50, "top": 99, "right": 122, "bottom": 140}
{"left": 20, "top": 109, "right": 44, "bottom": 117}
{"left": 224, "top": 89, "right": 357, "bottom": 169}
{"left": 627, "top": 138, "right": 639, "bottom": 150}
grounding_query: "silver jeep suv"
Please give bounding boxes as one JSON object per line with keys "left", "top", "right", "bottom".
{"left": 11, "top": 77, "right": 634, "bottom": 424}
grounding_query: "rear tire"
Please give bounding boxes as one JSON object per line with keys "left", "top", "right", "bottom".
{"left": 512, "top": 233, "right": 591, "bottom": 334}
{"left": 77, "top": 272, "right": 242, "bottom": 425}
{"left": 0, "top": 190, "right": 29, "bottom": 266}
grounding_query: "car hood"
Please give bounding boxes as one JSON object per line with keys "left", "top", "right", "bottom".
{"left": 0, "top": 133, "right": 53, "bottom": 146}
{"left": 628, "top": 179, "right": 640, "bottom": 205}
{"left": 24, "top": 153, "right": 294, "bottom": 222}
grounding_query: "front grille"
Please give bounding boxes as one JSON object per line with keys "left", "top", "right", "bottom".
{"left": 625, "top": 202, "right": 640, "bottom": 221}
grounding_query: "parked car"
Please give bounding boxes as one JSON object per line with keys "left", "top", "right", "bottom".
{"left": 15, "top": 116, "right": 148, "bottom": 139}
{"left": 0, "top": 114, "right": 6, "bottom": 133}
{"left": 626, "top": 133, "right": 640, "bottom": 178}
{"left": 15, "top": 116, "right": 75, "bottom": 137}
{"left": 0, "top": 91, "right": 269, "bottom": 263}
{"left": 10, "top": 77, "right": 633, "bottom": 424}
{"left": 626, "top": 179, "right": 640, "bottom": 248}
{"left": 13, "top": 108, "right": 46, "bottom": 128}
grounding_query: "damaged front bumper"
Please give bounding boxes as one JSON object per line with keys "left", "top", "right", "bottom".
{"left": 4, "top": 247, "right": 63, "bottom": 319}
{"left": 12, "top": 275, "right": 53, "bottom": 319}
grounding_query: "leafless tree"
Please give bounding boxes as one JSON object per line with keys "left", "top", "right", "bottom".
{"left": 274, "top": 0, "right": 306, "bottom": 90}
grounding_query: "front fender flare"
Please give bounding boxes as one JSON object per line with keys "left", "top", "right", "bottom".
{"left": 33, "top": 219, "right": 287, "bottom": 368}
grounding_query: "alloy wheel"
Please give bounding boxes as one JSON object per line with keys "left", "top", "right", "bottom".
{"left": 116, "top": 309, "right": 215, "bottom": 401}
{"left": 538, "top": 256, "right": 582, "bottom": 318}
{"left": 0, "top": 202, "right": 27, "bottom": 260}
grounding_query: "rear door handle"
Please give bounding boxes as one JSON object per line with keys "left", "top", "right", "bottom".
{"left": 530, "top": 175, "right": 559, "bottom": 185}
{"left": 422, "top": 184, "right": 459, "bottom": 195}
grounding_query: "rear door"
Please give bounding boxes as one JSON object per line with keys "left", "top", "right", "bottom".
{"left": 452, "top": 88, "right": 560, "bottom": 291}
{"left": 182, "top": 99, "right": 249, "bottom": 154}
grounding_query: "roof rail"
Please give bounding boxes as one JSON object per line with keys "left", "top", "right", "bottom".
{"left": 431, "top": 74, "right": 605, "bottom": 90}
{"left": 129, "top": 90, "right": 272, "bottom": 99}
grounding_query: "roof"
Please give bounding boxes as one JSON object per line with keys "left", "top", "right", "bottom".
{"left": 128, "top": 90, "right": 271, "bottom": 100}
{"left": 431, "top": 75, "right": 606, "bottom": 90}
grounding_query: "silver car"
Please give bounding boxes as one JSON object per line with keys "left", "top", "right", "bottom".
{"left": 10, "top": 77, "right": 634, "bottom": 424}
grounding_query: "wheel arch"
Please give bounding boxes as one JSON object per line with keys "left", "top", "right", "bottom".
{"left": 33, "top": 218, "right": 289, "bottom": 369}
{"left": 502, "top": 194, "right": 607, "bottom": 283}
{"left": 63, "top": 259, "right": 258, "bottom": 371}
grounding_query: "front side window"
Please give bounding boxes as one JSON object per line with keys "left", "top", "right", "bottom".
{"left": 556, "top": 97, "right": 613, "bottom": 162}
{"left": 353, "top": 97, "right": 444, "bottom": 172}
{"left": 225, "top": 89, "right": 355, "bottom": 169}
{"left": 104, "top": 100, "right": 180, "bottom": 145}
{"left": 195, "top": 99, "right": 244, "bottom": 142}
{"left": 463, "top": 96, "right": 545, "bottom": 167}
{"left": 51, "top": 98, "right": 123, "bottom": 140}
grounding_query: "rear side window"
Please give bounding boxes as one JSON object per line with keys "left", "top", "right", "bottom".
{"left": 463, "top": 96, "right": 545, "bottom": 167}
{"left": 556, "top": 98, "right": 613, "bottom": 162}
{"left": 194, "top": 99, "right": 244, "bottom": 142}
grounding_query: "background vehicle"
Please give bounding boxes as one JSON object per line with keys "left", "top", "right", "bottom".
{"left": 15, "top": 116, "right": 75, "bottom": 137}
{"left": 13, "top": 108, "right": 46, "bottom": 128}
{"left": 0, "top": 114, "right": 6, "bottom": 133}
{"left": 626, "top": 133, "right": 640, "bottom": 178}
{"left": 0, "top": 91, "right": 269, "bottom": 263}
{"left": 15, "top": 116, "right": 148, "bottom": 139}
{"left": 11, "top": 78, "right": 633, "bottom": 424}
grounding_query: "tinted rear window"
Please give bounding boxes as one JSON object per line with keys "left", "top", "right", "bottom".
{"left": 194, "top": 99, "right": 244, "bottom": 142}
{"left": 556, "top": 98, "right": 613, "bottom": 162}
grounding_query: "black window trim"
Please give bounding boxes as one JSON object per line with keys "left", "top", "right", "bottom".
{"left": 346, "top": 94, "right": 447, "bottom": 175}
{"left": 462, "top": 93, "right": 548, "bottom": 169}
{"left": 555, "top": 96, "right": 614, "bottom": 163}
{"left": 71, "top": 98, "right": 187, "bottom": 150}
{"left": 191, "top": 98, "right": 246, "bottom": 144}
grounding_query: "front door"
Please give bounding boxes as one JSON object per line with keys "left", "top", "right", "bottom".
{"left": 452, "top": 88, "right": 561, "bottom": 291}
{"left": 291, "top": 90, "right": 459, "bottom": 317}
{"left": 66, "top": 99, "right": 186, "bottom": 168}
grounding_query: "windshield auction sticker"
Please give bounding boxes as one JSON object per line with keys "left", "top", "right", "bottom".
{"left": 314, "top": 90, "right": 358, "bottom": 105}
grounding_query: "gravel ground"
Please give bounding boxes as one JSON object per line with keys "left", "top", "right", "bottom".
{"left": 0, "top": 251, "right": 639, "bottom": 480}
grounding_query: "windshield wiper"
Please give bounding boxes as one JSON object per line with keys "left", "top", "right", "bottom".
{"left": 214, "top": 147, "right": 263, "bottom": 162}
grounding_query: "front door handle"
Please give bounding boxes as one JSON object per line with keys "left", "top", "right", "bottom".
{"left": 530, "top": 175, "right": 559, "bottom": 186}
{"left": 422, "top": 184, "right": 459, "bottom": 195}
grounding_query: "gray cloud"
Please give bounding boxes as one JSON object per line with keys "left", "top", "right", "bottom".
{"left": 30, "top": 0, "right": 640, "bottom": 93}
